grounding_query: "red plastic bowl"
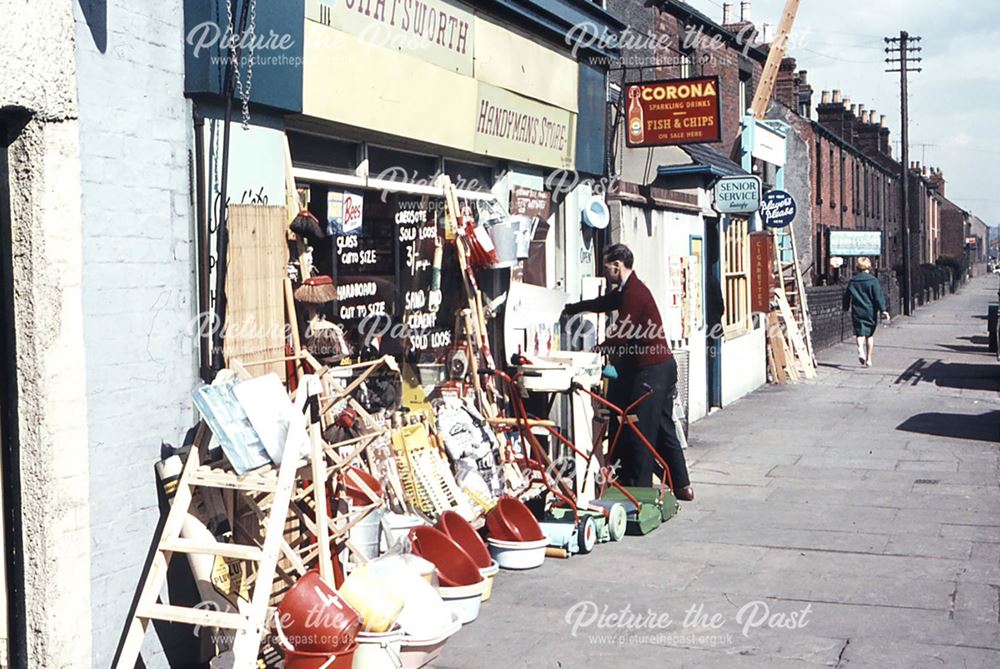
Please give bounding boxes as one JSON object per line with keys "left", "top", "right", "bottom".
{"left": 283, "top": 643, "right": 357, "bottom": 669}
{"left": 343, "top": 466, "right": 383, "bottom": 506}
{"left": 488, "top": 497, "right": 546, "bottom": 542}
{"left": 409, "top": 526, "right": 484, "bottom": 587}
{"left": 436, "top": 510, "right": 491, "bottom": 568}
{"left": 277, "top": 571, "right": 362, "bottom": 652}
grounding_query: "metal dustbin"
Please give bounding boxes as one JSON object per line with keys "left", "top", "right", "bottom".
{"left": 988, "top": 304, "right": 998, "bottom": 353}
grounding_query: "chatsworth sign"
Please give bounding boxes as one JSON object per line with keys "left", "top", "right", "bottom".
{"left": 713, "top": 176, "right": 761, "bottom": 215}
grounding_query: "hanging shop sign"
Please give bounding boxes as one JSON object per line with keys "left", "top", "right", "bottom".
{"left": 965, "top": 236, "right": 978, "bottom": 248}
{"left": 509, "top": 186, "right": 551, "bottom": 221}
{"left": 749, "top": 232, "right": 774, "bottom": 314}
{"left": 713, "top": 175, "right": 762, "bottom": 215}
{"left": 474, "top": 82, "right": 576, "bottom": 169}
{"left": 760, "top": 190, "right": 796, "bottom": 229}
{"left": 624, "top": 76, "right": 721, "bottom": 148}
{"left": 305, "top": 0, "right": 475, "bottom": 76}
{"left": 829, "top": 230, "right": 882, "bottom": 257}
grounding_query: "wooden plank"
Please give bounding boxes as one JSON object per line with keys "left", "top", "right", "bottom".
{"left": 139, "top": 603, "right": 249, "bottom": 630}
{"left": 188, "top": 468, "right": 278, "bottom": 493}
{"left": 160, "top": 538, "right": 263, "bottom": 562}
{"left": 775, "top": 288, "right": 815, "bottom": 379}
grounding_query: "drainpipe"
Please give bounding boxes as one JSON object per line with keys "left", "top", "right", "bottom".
{"left": 0, "top": 110, "right": 30, "bottom": 669}
{"left": 193, "top": 104, "right": 212, "bottom": 383}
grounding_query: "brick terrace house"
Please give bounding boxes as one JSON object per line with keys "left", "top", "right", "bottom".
{"left": 599, "top": 0, "right": 771, "bottom": 415}
{"left": 768, "top": 71, "right": 907, "bottom": 285}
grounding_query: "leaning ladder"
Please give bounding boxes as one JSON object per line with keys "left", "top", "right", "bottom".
{"left": 112, "top": 423, "right": 300, "bottom": 669}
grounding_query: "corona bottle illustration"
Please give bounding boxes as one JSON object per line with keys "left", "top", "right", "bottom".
{"left": 627, "top": 86, "right": 644, "bottom": 144}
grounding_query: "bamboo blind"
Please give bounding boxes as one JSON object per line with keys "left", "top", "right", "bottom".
{"left": 223, "top": 205, "right": 289, "bottom": 381}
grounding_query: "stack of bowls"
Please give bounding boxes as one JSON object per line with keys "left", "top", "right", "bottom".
{"left": 409, "top": 526, "right": 486, "bottom": 624}
{"left": 277, "top": 570, "right": 362, "bottom": 669}
{"left": 435, "top": 511, "right": 499, "bottom": 601}
{"left": 485, "top": 497, "right": 548, "bottom": 570}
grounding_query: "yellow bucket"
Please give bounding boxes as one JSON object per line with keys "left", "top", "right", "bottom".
{"left": 338, "top": 565, "right": 405, "bottom": 634}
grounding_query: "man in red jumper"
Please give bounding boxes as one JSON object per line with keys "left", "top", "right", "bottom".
{"left": 563, "top": 244, "right": 694, "bottom": 500}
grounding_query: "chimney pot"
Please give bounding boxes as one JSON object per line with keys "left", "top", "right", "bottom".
{"left": 832, "top": 89, "right": 842, "bottom": 103}
{"left": 722, "top": 2, "right": 733, "bottom": 24}
{"left": 843, "top": 97, "right": 852, "bottom": 110}
{"left": 799, "top": 70, "right": 808, "bottom": 84}
{"left": 850, "top": 104, "right": 857, "bottom": 115}
{"left": 880, "top": 114, "right": 888, "bottom": 128}
{"left": 821, "top": 90, "right": 831, "bottom": 104}
{"left": 741, "top": 1, "right": 751, "bottom": 22}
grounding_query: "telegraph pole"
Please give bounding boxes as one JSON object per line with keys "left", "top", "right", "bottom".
{"left": 886, "top": 31, "right": 922, "bottom": 316}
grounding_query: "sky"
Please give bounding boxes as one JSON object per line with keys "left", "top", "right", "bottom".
{"left": 681, "top": 0, "right": 1000, "bottom": 225}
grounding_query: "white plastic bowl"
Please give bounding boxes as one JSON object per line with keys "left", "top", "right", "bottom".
{"left": 487, "top": 537, "right": 548, "bottom": 570}
{"left": 479, "top": 560, "right": 500, "bottom": 601}
{"left": 437, "top": 581, "right": 487, "bottom": 624}
{"left": 354, "top": 626, "right": 403, "bottom": 669}
{"left": 365, "top": 556, "right": 450, "bottom": 639}
{"left": 399, "top": 612, "right": 462, "bottom": 669}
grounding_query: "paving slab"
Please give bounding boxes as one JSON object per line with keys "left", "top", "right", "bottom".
{"left": 439, "top": 277, "right": 1000, "bottom": 668}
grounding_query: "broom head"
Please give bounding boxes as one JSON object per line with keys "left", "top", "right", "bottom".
{"left": 294, "top": 275, "right": 338, "bottom": 304}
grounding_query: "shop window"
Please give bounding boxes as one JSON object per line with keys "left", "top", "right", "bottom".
{"left": 444, "top": 160, "right": 494, "bottom": 192}
{"left": 287, "top": 131, "right": 357, "bottom": 172}
{"left": 723, "top": 217, "right": 751, "bottom": 337}
{"left": 367, "top": 146, "right": 438, "bottom": 184}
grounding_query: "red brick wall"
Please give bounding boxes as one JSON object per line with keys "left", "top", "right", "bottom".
{"left": 652, "top": 9, "right": 763, "bottom": 156}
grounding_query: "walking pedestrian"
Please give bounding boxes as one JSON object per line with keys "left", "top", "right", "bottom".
{"left": 842, "top": 257, "right": 889, "bottom": 367}
{"left": 562, "top": 244, "right": 694, "bottom": 501}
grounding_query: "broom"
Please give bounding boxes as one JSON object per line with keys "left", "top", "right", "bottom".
{"left": 289, "top": 209, "right": 326, "bottom": 241}
{"left": 294, "top": 275, "right": 338, "bottom": 304}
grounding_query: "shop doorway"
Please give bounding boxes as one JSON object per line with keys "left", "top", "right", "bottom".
{"left": 705, "top": 216, "right": 723, "bottom": 409}
{"left": 1, "top": 110, "right": 29, "bottom": 669}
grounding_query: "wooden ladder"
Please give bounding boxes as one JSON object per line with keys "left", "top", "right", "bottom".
{"left": 772, "top": 222, "right": 816, "bottom": 369}
{"left": 112, "top": 423, "right": 300, "bottom": 669}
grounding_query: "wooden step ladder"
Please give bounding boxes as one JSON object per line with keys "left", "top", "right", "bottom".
{"left": 112, "top": 422, "right": 301, "bottom": 669}
{"left": 771, "top": 221, "right": 816, "bottom": 376}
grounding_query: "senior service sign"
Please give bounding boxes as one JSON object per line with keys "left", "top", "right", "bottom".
{"left": 625, "top": 76, "right": 722, "bottom": 147}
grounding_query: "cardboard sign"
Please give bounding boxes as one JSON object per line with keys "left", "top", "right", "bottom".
{"left": 510, "top": 186, "right": 551, "bottom": 221}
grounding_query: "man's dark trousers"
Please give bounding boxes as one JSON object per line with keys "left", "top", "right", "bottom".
{"left": 655, "top": 357, "right": 690, "bottom": 490}
{"left": 607, "top": 358, "right": 690, "bottom": 489}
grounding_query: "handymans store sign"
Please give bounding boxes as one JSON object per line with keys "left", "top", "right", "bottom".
{"left": 474, "top": 82, "right": 576, "bottom": 169}
{"left": 713, "top": 175, "right": 761, "bottom": 215}
{"left": 625, "top": 76, "right": 722, "bottom": 147}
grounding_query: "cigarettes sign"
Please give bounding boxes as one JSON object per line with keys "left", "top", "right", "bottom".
{"left": 625, "top": 76, "right": 722, "bottom": 148}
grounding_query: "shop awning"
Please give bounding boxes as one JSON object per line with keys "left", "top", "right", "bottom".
{"left": 657, "top": 145, "right": 749, "bottom": 179}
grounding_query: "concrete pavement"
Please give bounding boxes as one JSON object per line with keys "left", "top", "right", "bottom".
{"left": 438, "top": 275, "right": 1000, "bottom": 668}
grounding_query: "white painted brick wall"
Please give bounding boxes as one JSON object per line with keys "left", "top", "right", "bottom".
{"left": 74, "top": 1, "right": 197, "bottom": 666}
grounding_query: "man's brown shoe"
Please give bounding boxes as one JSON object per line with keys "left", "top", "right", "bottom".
{"left": 675, "top": 486, "right": 695, "bottom": 502}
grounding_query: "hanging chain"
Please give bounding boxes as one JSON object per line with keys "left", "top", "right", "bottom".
{"left": 227, "top": 0, "right": 256, "bottom": 130}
